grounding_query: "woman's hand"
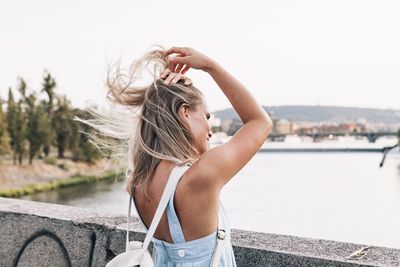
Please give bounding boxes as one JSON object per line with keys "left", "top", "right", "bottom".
{"left": 164, "top": 47, "right": 216, "bottom": 74}
{"left": 160, "top": 68, "right": 192, "bottom": 86}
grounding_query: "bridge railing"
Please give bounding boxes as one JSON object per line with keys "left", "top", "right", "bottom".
{"left": 1, "top": 197, "right": 399, "bottom": 266}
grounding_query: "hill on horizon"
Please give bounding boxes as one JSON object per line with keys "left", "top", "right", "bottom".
{"left": 212, "top": 105, "right": 400, "bottom": 124}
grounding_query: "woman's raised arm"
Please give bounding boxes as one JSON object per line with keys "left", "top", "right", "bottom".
{"left": 165, "top": 47, "right": 273, "bottom": 191}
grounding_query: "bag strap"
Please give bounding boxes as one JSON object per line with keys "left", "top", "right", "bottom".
{"left": 210, "top": 207, "right": 226, "bottom": 267}
{"left": 126, "top": 165, "right": 189, "bottom": 251}
{"left": 126, "top": 194, "right": 136, "bottom": 251}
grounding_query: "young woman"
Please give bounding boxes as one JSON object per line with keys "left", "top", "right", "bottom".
{"left": 81, "top": 46, "right": 272, "bottom": 266}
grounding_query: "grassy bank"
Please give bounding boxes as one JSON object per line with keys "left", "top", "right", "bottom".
{"left": 0, "top": 171, "right": 124, "bottom": 198}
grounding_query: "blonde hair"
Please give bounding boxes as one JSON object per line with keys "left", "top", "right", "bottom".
{"left": 75, "top": 45, "right": 204, "bottom": 198}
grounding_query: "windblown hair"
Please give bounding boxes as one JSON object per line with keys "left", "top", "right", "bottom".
{"left": 75, "top": 45, "right": 204, "bottom": 198}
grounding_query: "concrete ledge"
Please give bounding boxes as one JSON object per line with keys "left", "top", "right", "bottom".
{"left": 0, "top": 197, "right": 399, "bottom": 266}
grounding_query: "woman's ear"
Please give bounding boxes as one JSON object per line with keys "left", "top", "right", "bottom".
{"left": 179, "top": 104, "right": 190, "bottom": 121}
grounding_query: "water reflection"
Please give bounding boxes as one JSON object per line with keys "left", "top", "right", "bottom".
{"left": 20, "top": 177, "right": 128, "bottom": 215}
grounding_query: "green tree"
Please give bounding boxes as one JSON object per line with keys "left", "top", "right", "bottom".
{"left": 24, "top": 92, "right": 47, "bottom": 164}
{"left": 16, "top": 79, "right": 28, "bottom": 164}
{"left": 41, "top": 70, "right": 57, "bottom": 157}
{"left": 6, "top": 88, "right": 17, "bottom": 163}
{"left": 7, "top": 79, "right": 28, "bottom": 164}
{"left": 0, "top": 97, "right": 10, "bottom": 160}
{"left": 53, "top": 95, "right": 72, "bottom": 158}
{"left": 7, "top": 86, "right": 27, "bottom": 165}
{"left": 17, "top": 78, "right": 27, "bottom": 99}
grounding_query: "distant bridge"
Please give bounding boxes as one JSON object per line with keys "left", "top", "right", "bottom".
{"left": 268, "top": 131, "right": 398, "bottom": 143}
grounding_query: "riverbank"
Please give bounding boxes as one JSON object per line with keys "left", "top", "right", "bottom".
{"left": 0, "top": 157, "right": 124, "bottom": 198}
{"left": 0, "top": 171, "right": 124, "bottom": 198}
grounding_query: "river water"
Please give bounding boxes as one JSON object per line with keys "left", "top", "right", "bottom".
{"left": 20, "top": 138, "right": 400, "bottom": 249}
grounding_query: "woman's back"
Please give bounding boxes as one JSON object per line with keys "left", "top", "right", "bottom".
{"left": 132, "top": 163, "right": 237, "bottom": 266}
{"left": 134, "top": 160, "right": 220, "bottom": 243}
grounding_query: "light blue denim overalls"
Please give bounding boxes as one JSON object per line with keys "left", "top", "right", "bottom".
{"left": 131, "top": 165, "right": 237, "bottom": 266}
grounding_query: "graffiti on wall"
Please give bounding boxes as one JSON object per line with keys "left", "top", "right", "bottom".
{"left": 12, "top": 229, "right": 97, "bottom": 267}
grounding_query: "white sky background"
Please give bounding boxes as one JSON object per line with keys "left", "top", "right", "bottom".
{"left": 0, "top": 0, "right": 399, "bottom": 112}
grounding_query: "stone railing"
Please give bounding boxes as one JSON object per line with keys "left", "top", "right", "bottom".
{"left": 1, "top": 197, "right": 399, "bottom": 266}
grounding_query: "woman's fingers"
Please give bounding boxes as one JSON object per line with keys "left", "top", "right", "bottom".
{"left": 169, "top": 55, "right": 188, "bottom": 66}
{"left": 161, "top": 70, "right": 191, "bottom": 86}
{"left": 165, "top": 46, "right": 211, "bottom": 71}
{"left": 164, "top": 72, "right": 181, "bottom": 85}
{"left": 183, "top": 77, "right": 192, "bottom": 85}
{"left": 161, "top": 49, "right": 193, "bottom": 85}
{"left": 167, "top": 50, "right": 190, "bottom": 69}
{"left": 165, "top": 47, "right": 190, "bottom": 57}
{"left": 171, "top": 73, "right": 184, "bottom": 84}
{"left": 174, "top": 63, "right": 184, "bottom": 74}
{"left": 180, "top": 65, "right": 191, "bottom": 75}
{"left": 160, "top": 68, "right": 171, "bottom": 79}
{"left": 166, "top": 59, "right": 176, "bottom": 74}
{"left": 163, "top": 72, "right": 177, "bottom": 85}
{"left": 175, "top": 63, "right": 190, "bottom": 74}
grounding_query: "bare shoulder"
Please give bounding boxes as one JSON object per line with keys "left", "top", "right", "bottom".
{"left": 184, "top": 118, "right": 272, "bottom": 192}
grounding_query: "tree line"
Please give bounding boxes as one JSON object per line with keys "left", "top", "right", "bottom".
{"left": 0, "top": 71, "right": 102, "bottom": 165}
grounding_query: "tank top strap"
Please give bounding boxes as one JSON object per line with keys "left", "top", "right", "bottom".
{"left": 218, "top": 199, "right": 231, "bottom": 239}
{"left": 166, "top": 184, "right": 186, "bottom": 243}
{"left": 130, "top": 165, "right": 190, "bottom": 237}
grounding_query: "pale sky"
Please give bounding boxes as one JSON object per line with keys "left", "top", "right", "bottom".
{"left": 1, "top": 0, "right": 399, "bottom": 112}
